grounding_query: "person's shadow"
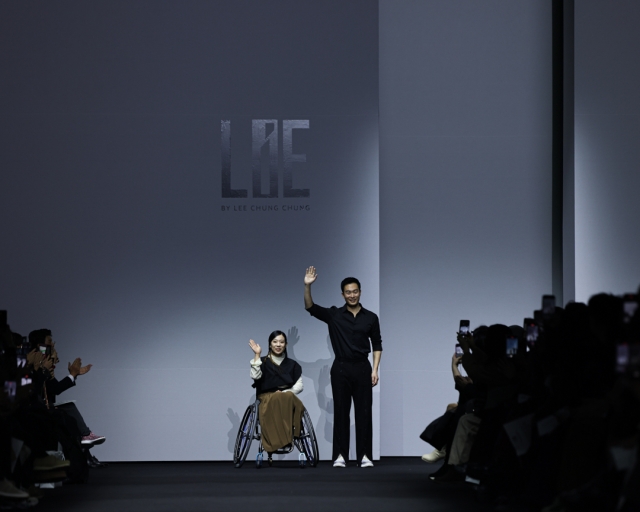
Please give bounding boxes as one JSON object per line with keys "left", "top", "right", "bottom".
{"left": 226, "top": 393, "right": 256, "bottom": 455}
{"left": 287, "top": 326, "right": 337, "bottom": 445}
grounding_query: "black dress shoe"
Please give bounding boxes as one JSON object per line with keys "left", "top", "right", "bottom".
{"left": 88, "top": 455, "right": 108, "bottom": 468}
{"left": 430, "top": 464, "right": 464, "bottom": 482}
{"left": 429, "top": 463, "right": 451, "bottom": 479}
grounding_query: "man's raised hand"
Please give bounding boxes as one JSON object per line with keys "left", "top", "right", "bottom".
{"left": 304, "top": 266, "right": 318, "bottom": 285}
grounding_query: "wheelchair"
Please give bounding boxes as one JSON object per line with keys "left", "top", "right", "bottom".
{"left": 233, "top": 398, "right": 320, "bottom": 468}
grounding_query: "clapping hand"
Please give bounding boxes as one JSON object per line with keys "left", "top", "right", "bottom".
{"left": 42, "top": 355, "right": 54, "bottom": 374}
{"left": 68, "top": 358, "right": 81, "bottom": 377}
{"left": 68, "top": 358, "right": 92, "bottom": 377}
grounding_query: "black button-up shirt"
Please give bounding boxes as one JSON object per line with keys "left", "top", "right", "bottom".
{"left": 306, "top": 303, "right": 383, "bottom": 361}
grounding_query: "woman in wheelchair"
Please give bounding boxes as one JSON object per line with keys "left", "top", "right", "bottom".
{"left": 249, "top": 330, "right": 305, "bottom": 457}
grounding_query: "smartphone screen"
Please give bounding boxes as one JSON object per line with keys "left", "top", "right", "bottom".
{"left": 617, "top": 343, "right": 630, "bottom": 374}
{"left": 16, "top": 346, "right": 29, "bottom": 368}
{"left": 623, "top": 294, "right": 638, "bottom": 324}
{"left": 523, "top": 318, "right": 539, "bottom": 346}
{"left": 506, "top": 337, "right": 518, "bottom": 357}
{"left": 455, "top": 344, "right": 463, "bottom": 357}
{"left": 459, "top": 320, "right": 470, "bottom": 335}
{"left": 3, "top": 381, "right": 17, "bottom": 402}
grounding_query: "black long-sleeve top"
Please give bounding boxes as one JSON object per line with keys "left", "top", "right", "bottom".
{"left": 306, "top": 303, "right": 382, "bottom": 361}
{"left": 44, "top": 375, "right": 75, "bottom": 404}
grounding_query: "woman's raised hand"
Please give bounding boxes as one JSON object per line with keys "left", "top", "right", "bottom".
{"left": 249, "top": 339, "right": 262, "bottom": 357}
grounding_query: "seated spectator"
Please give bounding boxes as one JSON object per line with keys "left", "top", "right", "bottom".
{"left": 421, "top": 348, "right": 474, "bottom": 464}
{"left": 28, "top": 329, "right": 105, "bottom": 448}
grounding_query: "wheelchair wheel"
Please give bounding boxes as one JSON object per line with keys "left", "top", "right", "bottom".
{"left": 233, "top": 403, "right": 257, "bottom": 468}
{"left": 297, "top": 408, "right": 319, "bottom": 467}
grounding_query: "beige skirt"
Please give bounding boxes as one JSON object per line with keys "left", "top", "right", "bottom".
{"left": 257, "top": 391, "right": 304, "bottom": 453}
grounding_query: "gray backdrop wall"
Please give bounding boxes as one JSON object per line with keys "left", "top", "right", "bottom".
{"left": 1, "top": 0, "right": 379, "bottom": 461}
{"left": 379, "top": 0, "right": 553, "bottom": 455}
{"left": 2, "top": 1, "right": 637, "bottom": 460}
{"left": 574, "top": 1, "right": 640, "bottom": 302}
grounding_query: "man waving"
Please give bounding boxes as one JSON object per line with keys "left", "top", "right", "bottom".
{"left": 304, "top": 266, "right": 382, "bottom": 468}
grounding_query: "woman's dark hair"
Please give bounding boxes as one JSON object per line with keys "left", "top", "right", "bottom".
{"left": 266, "top": 330, "right": 288, "bottom": 369}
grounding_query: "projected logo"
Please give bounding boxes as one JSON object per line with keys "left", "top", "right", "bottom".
{"left": 220, "top": 120, "right": 310, "bottom": 212}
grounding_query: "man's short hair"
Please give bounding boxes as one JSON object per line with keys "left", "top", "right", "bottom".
{"left": 28, "top": 329, "right": 51, "bottom": 350}
{"left": 341, "top": 277, "right": 361, "bottom": 292}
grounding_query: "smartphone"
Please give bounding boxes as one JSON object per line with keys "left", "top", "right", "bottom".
{"left": 3, "top": 381, "right": 16, "bottom": 402}
{"left": 523, "top": 318, "right": 539, "bottom": 346}
{"left": 506, "top": 336, "right": 518, "bottom": 358}
{"left": 459, "top": 320, "right": 470, "bottom": 336}
{"left": 534, "top": 310, "right": 543, "bottom": 323}
{"left": 16, "top": 346, "right": 29, "bottom": 368}
{"left": 455, "top": 343, "right": 463, "bottom": 357}
{"left": 629, "top": 345, "right": 640, "bottom": 379}
{"left": 542, "top": 295, "right": 556, "bottom": 317}
{"left": 623, "top": 294, "right": 638, "bottom": 324}
{"left": 616, "top": 343, "right": 640, "bottom": 378}
{"left": 617, "top": 343, "right": 630, "bottom": 374}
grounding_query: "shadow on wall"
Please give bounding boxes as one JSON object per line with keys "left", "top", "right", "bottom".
{"left": 286, "top": 326, "right": 336, "bottom": 445}
{"left": 288, "top": 326, "right": 361, "bottom": 461}
{"left": 226, "top": 393, "right": 257, "bottom": 456}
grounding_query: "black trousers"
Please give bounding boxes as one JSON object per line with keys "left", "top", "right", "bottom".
{"left": 57, "top": 402, "right": 91, "bottom": 437}
{"left": 330, "top": 359, "right": 372, "bottom": 463}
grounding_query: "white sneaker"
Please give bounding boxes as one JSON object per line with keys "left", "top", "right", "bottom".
{"left": 360, "top": 455, "right": 374, "bottom": 468}
{"left": 421, "top": 447, "right": 446, "bottom": 463}
{"left": 333, "top": 455, "right": 346, "bottom": 468}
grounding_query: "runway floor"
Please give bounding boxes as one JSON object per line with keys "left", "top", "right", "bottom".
{"left": 36, "top": 457, "right": 484, "bottom": 512}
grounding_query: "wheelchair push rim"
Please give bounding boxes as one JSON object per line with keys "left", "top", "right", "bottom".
{"left": 296, "top": 408, "right": 319, "bottom": 467}
{"left": 233, "top": 403, "right": 257, "bottom": 468}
